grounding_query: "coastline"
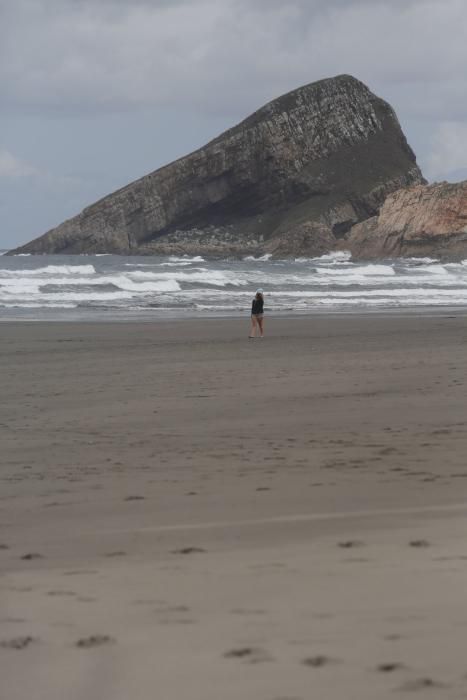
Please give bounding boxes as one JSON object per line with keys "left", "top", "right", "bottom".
{"left": 2, "top": 315, "right": 467, "bottom": 699}
{"left": 3, "top": 252, "right": 467, "bottom": 320}
{"left": 2, "top": 304, "right": 467, "bottom": 323}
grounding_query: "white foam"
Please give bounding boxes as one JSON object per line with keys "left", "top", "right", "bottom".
{"left": 0, "top": 302, "right": 77, "bottom": 309}
{"left": 414, "top": 264, "right": 451, "bottom": 276}
{"left": 402, "top": 256, "right": 438, "bottom": 264}
{"left": 313, "top": 251, "right": 352, "bottom": 263}
{"left": 0, "top": 279, "right": 42, "bottom": 294}
{"left": 0, "top": 271, "right": 182, "bottom": 306}
{"left": 160, "top": 261, "right": 192, "bottom": 267}
{"left": 127, "top": 269, "right": 247, "bottom": 286}
{"left": 70, "top": 274, "right": 178, "bottom": 292}
{"left": 8, "top": 290, "right": 133, "bottom": 302}
{"left": 0, "top": 264, "right": 96, "bottom": 276}
{"left": 317, "top": 264, "right": 395, "bottom": 277}
{"left": 2, "top": 253, "right": 467, "bottom": 315}
{"left": 124, "top": 263, "right": 159, "bottom": 267}
{"left": 105, "top": 276, "right": 180, "bottom": 292}
{"left": 244, "top": 253, "right": 272, "bottom": 261}
{"left": 266, "top": 287, "right": 467, "bottom": 299}
{"left": 168, "top": 255, "right": 205, "bottom": 263}
{"left": 125, "top": 260, "right": 199, "bottom": 268}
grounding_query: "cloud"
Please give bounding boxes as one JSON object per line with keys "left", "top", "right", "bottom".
{"left": 0, "top": 150, "right": 39, "bottom": 179}
{"left": 1, "top": 0, "right": 466, "bottom": 248}
{"left": 426, "top": 122, "right": 467, "bottom": 180}
{"left": 0, "top": 148, "right": 81, "bottom": 190}
{"left": 1, "top": 0, "right": 466, "bottom": 121}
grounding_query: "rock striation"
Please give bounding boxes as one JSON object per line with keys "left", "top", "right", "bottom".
{"left": 345, "top": 181, "right": 467, "bottom": 260}
{"left": 10, "top": 74, "right": 424, "bottom": 257}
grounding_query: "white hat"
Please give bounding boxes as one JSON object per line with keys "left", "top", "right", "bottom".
{"left": 256, "top": 288, "right": 263, "bottom": 294}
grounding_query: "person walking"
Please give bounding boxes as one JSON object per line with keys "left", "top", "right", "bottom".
{"left": 249, "top": 289, "right": 264, "bottom": 338}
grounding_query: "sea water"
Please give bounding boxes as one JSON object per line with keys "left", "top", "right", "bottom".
{"left": 1, "top": 250, "right": 467, "bottom": 320}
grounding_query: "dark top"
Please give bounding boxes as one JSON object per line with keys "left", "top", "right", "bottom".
{"left": 251, "top": 297, "right": 264, "bottom": 315}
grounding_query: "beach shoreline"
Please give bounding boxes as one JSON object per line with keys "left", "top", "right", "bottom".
{"left": 3, "top": 252, "right": 467, "bottom": 320}
{"left": 2, "top": 315, "right": 467, "bottom": 698}
{"left": 2, "top": 303, "right": 467, "bottom": 324}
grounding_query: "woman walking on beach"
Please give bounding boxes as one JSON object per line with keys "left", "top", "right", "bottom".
{"left": 249, "top": 289, "right": 264, "bottom": 338}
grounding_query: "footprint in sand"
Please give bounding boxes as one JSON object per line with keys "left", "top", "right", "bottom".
{"left": 124, "top": 496, "right": 145, "bottom": 501}
{"left": 224, "top": 647, "right": 273, "bottom": 663}
{"left": 154, "top": 602, "right": 192, "bottom": 622}
{"left": 104, "top": 551, "right": 127, "bottom": 558}
{"left": 171, "top": 547, "right": 206, "bottom": 555}
{"left": 409, "top": 540, "right": 430, "bottom": 548}
{"left": 0, "top": 636, "right": 36, "bottom": 650}
{"left": 302, "top": 655, "right": 338, "bottom": 668}
{"left": 75, "top": 635, "right": 115, "bottom": 649}
{"left": 397, "top": 677, "right": 447, "bottom": 691}
{"left": 0, "top": 544, "right": 9, "bottom": 550}
{"left": 376, "top": 662, "right": 406, "bottom": 673}
{"left": 20, "top": 553, "right": 44, "bottom": 560}
{"left": 338, "top": 540, "right": 364, "bottom": 549}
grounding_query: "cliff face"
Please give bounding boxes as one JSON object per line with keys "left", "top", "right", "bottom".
{"left": 345, "top": 181, "right": 467, "bottom": 260}
{"left": 10, "top": 74, "right": 424, "bottom": 257}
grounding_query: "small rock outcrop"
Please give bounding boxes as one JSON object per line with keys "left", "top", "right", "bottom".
{"left": 10, "top": 74, "right": 424, "bottom": 257}
{"left": 345, "top": 181, "right": 467, "bottom": 260}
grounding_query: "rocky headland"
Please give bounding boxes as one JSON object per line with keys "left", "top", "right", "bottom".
{"left": 344, "top": 180, "right": 467, "bottom": 260}
{"left": 10, "top": 74, "right": 424, "bottom": 258}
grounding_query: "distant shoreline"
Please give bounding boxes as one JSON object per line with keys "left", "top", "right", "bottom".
{"left": 2, "top": 305, "right": 467, "bottom": 323}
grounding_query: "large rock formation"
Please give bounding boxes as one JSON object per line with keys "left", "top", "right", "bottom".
{"left": 10, "top": 74, "right": 424, "bottom": 257}
{"left": 345, "top": 181, "right": 467, "bottom": 260}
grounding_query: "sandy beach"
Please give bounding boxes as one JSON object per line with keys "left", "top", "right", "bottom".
{"left": 2, "top": 313, "right": 467, "bottom": 699}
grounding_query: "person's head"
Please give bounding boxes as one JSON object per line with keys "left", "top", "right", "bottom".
{"left": 256, "top": 288, "right": 263, "bottom": 299}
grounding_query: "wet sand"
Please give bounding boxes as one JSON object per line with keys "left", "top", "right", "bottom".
{"left": 2, "top": 314, "right": 467, "bottom": 699}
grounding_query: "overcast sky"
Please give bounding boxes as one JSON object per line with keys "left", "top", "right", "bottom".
{"left": 1, "top": 0, "right": 466, "bottom": 248}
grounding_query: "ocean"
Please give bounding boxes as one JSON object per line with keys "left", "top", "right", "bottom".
{"left": 1, "top": 250, "right": 467, "bottom": 320}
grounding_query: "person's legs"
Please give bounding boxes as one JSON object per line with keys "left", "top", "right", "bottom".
{"left": 257, "top": 315, "right": 264, "bottom": 337}
{"left": 249, "top": 315, "right": 257, "bottom": 337}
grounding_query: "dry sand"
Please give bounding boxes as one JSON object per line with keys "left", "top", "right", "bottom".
{"left": 1, "top": 313, "right": 467, "bottom": 699}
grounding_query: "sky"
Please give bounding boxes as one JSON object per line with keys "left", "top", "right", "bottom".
{"left": 1, "top": 0, "right": 467, "bottom": 248}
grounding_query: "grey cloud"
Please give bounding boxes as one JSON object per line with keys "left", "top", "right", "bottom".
{"left": 426, "top": 122, "right": 467, "bottom": 179}
{"left": 0, "top": 150, "right": 39, "bottom": 179}
{"left": 0, "top": 0, "right": 466, "bottom": 246}
{"left": 1, "top": 0, "right": 465, "bottom": 115}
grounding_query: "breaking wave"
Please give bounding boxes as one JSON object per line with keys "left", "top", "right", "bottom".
{"left": 1, "top": 251, "right": 467, "bottom": 318}
{"left": 0, "top": 264, "right": 96, "bottom": 276}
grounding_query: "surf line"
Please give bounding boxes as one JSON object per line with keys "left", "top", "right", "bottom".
{"left": 89, "top": 501, "right": 467, "bottom": 536}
